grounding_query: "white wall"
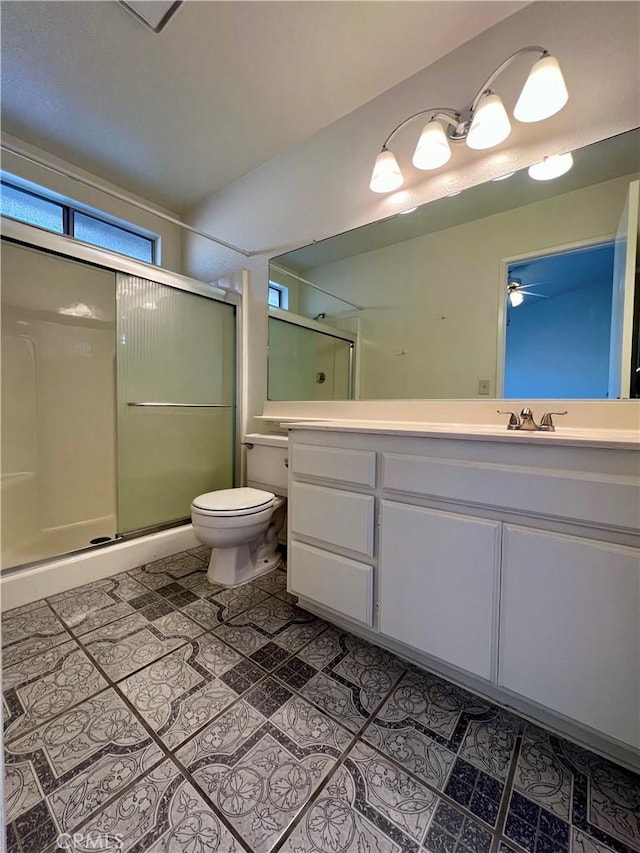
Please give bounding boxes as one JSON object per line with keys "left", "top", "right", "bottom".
{"left": 2, "top": 132, "right": 183, "bottom": 273}
{"left": 181, "top": 1, "right": 640, "bottom": 429}
{"left": 304, "top": 174, "right": 634, "bottom": 399}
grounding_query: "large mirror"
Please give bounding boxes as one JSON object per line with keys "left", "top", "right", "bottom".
{"left": 269, "top": 128, "right": 639, "bottom": 400}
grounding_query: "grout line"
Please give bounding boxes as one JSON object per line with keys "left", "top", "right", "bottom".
{"left": 493, "top": 733, "right": 522, "bottom": 840}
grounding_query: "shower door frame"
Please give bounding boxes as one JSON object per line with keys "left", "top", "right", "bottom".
{"left": 1, "top": 216, "right": 244, "bottom": 567}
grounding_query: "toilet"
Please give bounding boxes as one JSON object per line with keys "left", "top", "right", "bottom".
{"left": 191, "top": 434, "right": 288, "bottom": 587}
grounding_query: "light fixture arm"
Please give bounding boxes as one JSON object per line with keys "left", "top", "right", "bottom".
{"left": 382, "top": 107, "right": 461, "bottom": 150}
{"left": 469, "top": 45, "right": 548, "bottom": 112}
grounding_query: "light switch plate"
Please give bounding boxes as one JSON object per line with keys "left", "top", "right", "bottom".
{"left": 478, "top": 379, "right": 491, "bottom": 395}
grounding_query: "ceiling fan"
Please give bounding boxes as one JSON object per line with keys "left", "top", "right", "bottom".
{"left": 507, "top": 277, "right": 552, "bottom": 307}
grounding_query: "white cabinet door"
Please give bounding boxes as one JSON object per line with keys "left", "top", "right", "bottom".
{"left": 500, "top": 525, "right": 640, "bottom": 748}
{"left": 378, "top": 500, "right": 500, "bottom": 680}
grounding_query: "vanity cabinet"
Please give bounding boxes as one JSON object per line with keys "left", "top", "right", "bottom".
{"left": 286, "top": 426, "right": 640, "bottom": 761}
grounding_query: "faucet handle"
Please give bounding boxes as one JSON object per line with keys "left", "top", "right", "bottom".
{"left": 497, "top": 410, "right": 521, "bottom": 430}
{"left": 539, "top": 411, "right": 567, "bottom": 431}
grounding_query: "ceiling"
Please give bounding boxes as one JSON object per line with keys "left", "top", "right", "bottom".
{"left": 0, "top": 0, "right": 526, "bottom": 212}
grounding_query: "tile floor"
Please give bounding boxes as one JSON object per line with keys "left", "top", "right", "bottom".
{"left": 2, "top": 546, "right": 639, "bottom": 853}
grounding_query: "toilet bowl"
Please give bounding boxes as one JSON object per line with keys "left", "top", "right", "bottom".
{"left": 191, "top": 434, "right": 288, "bottom": 587}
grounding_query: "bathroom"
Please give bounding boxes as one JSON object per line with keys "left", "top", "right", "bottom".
{"left": 1, "top": 1, "right": 639, "bottom": 852}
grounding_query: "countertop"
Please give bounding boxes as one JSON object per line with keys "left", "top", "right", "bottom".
{"left": 280, "top": 419, "right": 640, "bottom": 449}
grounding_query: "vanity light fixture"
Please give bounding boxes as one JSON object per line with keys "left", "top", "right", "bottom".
{"left": 370, "top": 46, "right": 569, "bottom": 193}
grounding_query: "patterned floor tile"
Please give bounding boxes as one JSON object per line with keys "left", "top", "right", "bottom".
{"left": 423, "top": 800, "right": 494, "bottom": 852}
{"left": 443, "top": 756, "right": 504, "bottom": 827}
{"left": 504, "top": 790, "right": 570, "bottom": 852}
{"left": 177, "top": 692, "right": 350, "bottom": 851}
{"left": 181, "top": 583, "right": 271, "bottom": 630}
{"left": 513, "top": 725, "right": 574, "bottom": 821}
{"left": 187, "top": 544, "right": 212, "bottom": 562}
{"left": 4, "top": 688, "right": 162, "bottom": 850}
{"left": 66, "top": 757, "right": 249, "bottom": 852}
{"left": 279, "top": 627, "right": 407, "bottom": 734}
{"left": 572, "top": 829, "right": 620, "bottom": 853}
{"left": 129, "top": 551, "right": 205, "bottom": 590}
{"left": 1, "top": 604, "right": 69, "bottom": 667}
{"left": 3, "top": 640, "right": 107, "bottom": 742}
{"left": 281, "top": 740, "right": 439, "bottom": 852}
{"left": 363, "top": 666, "right": 520, "bottom": 823}
{"left": 118, "top": 635, "right": 245, "bottom": 748}
{"left": 46, "top": 572, "right": 152, "bottom": 633}
{"left": 498, "top": 844, "right": 520, "bottom": 853}
{"left": 218, "top": 658, "right": 268, "bottom": 695}
{"left": 214, "top": 596, "right": 327, "bottom": 659}
{"left": 176, "top": 570, "right": 225, "bottom": 598}
{"left": 513, "top": 726, "right": 640, "bottom": 853}
{"left": 251, "top": 568, "right": 298, "bottom": 604}
{"left": 80, "top": 611, "right": 199, "bottom": 681}
{"left": 2, "top": 600, "right": 47, "bottom": 618}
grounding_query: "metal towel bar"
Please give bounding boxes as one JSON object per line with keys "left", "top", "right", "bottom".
{"left": 127, "top": 402, "right": 231, "bottom": 408}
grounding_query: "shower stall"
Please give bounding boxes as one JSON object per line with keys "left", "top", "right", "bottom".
{"left": 1, "top": 232, "right": 237, "bottom": 572}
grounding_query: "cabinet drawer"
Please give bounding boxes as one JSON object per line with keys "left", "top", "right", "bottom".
{"left": 290, "top": 482, "right": 375, "bottom": 557}
{"left": 289, "top": 541, "right": 373, "bottom": 625}
{"left": 382, "top": 452, "right": 639, "bottom": 530}
{"left": 291, "top": 443, "right": 376, "bottom": 487}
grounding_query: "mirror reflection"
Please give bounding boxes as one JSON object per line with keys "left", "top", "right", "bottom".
{"left": 268, "top": 128, "right": 639, "bottom": 401}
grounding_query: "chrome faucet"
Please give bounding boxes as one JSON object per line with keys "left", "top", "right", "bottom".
{"left": 498, "top": 408, "right": 567, "bottom": 431}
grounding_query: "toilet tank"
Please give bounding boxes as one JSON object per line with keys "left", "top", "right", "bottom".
{"left": 244, "top": 433, "right": 288, "bottom": 496}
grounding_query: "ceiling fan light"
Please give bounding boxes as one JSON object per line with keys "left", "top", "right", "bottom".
{"left": 528, "top": 151, "right": 573, "bottom": 181}
{"left": 509, "top": 289, "right": 524, "bottom": 307}
{"left": 466, "top": 93, "right": 511, "bottom": 150}
{"left": 514, "top": 54, "right": 569, "bottom": 123}
{"left": 412, "top": 121, "right": 452, "bottom": 170}
{"left": 369, "top": 149, "right": 404, "bottom": 193}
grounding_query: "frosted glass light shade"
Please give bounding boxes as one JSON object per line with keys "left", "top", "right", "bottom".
{"left": 370, "top": 149, "right": 403, "bottom": 193}
{"left": 514, "top": 55, "right": 569, "bottom": 123}
{"left": 412, "top": 121, "right": 452, "bottom": 170}
{"left": 509, "top": 289, "right": 524, "bottom": 307}
{"left": 466, "top": 93, "right": 511, "bottom": 150}
{"left": 528, "top": 152, "right": 573, "bottom": 181}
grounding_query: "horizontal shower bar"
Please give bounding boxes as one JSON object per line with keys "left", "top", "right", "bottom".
{"left": 127, "top": 402, "right": 232, "bottom": 408}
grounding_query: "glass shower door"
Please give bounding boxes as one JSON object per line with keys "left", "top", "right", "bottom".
{"left": 117, "top": 276, "right": 235, "bottom": 534}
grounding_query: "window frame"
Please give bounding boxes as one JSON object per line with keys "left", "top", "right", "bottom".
{"left": 0, "top": 178, "right": 158, "bottom": 265}
{"left": 268, "top": 281, "right": 289, "bottom": 310}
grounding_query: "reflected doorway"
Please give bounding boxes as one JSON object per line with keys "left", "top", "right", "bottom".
{"left": 503, "top": 242, "right": 615, "bottom": 399}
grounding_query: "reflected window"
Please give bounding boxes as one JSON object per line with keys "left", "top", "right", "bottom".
{"left": 1, "top": 179, "right": 157, "bottom": 264}
{"left": 268, "top": 282, "right": 289, "bottom": 309}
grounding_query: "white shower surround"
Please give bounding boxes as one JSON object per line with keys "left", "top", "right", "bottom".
{"left": 0, "top": 524, "right": 199, "bottom": 612}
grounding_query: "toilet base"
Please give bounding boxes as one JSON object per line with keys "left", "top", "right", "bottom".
{"left": 206, "top": 542, "right": 282, "bottom": 587}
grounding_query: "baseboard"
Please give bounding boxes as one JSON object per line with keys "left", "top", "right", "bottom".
{"left": 1, "top": 525, "right": 199, "bottom": 612}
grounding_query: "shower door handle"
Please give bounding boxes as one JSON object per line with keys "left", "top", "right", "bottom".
{"left": 126, "top": 402, "right": 232, "bottom": 408}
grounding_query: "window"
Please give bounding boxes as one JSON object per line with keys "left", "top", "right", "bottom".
{"left": 0, "top": 180, "right": 157, "bottom": 264}
{"left": 268, "top": 282, "right": 289, "bottom": 309}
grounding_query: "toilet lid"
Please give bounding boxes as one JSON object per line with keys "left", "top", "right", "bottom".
{"left": 192, "top": 487, "right": 275, "bottom": 515}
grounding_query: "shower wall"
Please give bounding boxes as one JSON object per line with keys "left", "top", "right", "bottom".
{"left": 1, "top": 241, "right": 117, "bottom": 569}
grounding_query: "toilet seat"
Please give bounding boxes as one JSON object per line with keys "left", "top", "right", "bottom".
{"left": 192, "top": 487, "right": 275, "bottom": 517}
